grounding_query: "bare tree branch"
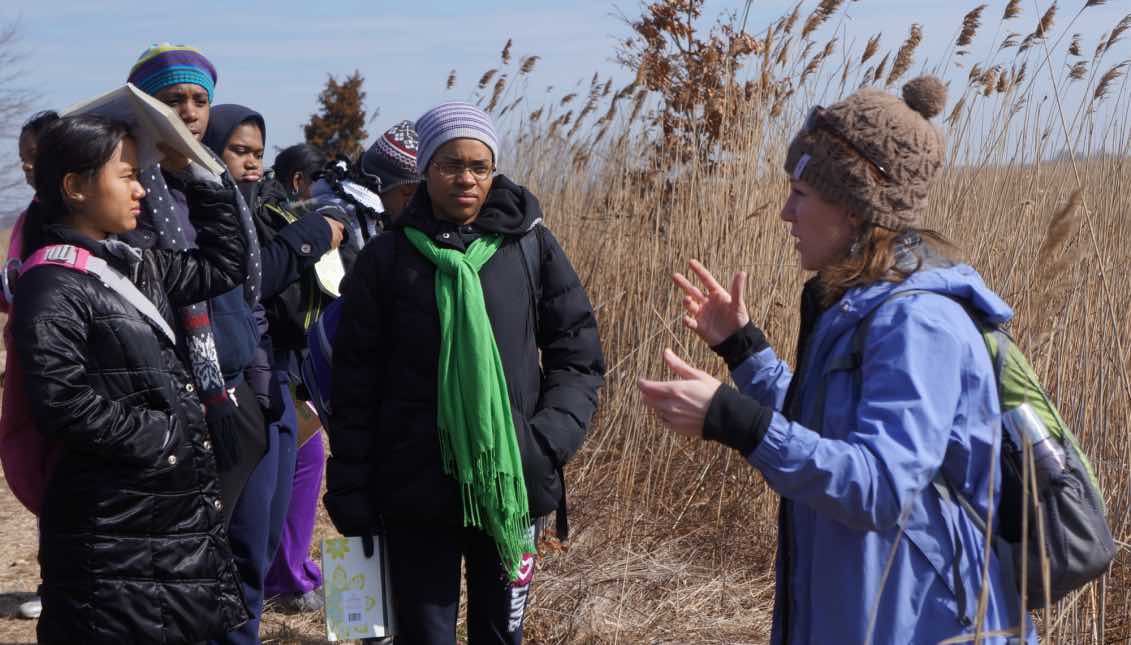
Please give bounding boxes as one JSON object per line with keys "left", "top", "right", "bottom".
{"left": 0, "top": 17, "right": 37, "bottom": 221}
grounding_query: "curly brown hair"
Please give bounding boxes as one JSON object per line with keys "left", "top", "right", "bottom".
{"left": 817, "top": 225, "right": 956, "bottom": 307}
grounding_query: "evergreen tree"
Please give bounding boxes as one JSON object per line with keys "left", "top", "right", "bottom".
{"left": 304, "top": 71, "right": 369, "bottom": 160}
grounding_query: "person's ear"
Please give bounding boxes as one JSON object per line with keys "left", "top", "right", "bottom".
{"left": 291, "top": 172, "right": 304, "bottom": 195}
{"left": 62, "top": 172, "right": 88, "bottom": 208}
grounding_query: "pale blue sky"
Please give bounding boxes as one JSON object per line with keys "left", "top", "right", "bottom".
{"left": 2, "top": 0, "right": 1127, "bottom": 210}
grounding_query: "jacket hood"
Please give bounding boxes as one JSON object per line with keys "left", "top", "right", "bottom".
{"left": 393, "top": 174, "right": 542, "bottom": 237}
{"left": 202, "top": 104, "right": 266, "bottom": 159}
{"left": 842, "top": 260, "right": 1013, "bottom": 327}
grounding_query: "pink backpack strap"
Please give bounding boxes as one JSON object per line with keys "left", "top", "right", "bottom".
{"left": 23, "top": 244, "right": 93, "bottom": 274}
{"left": 2, "top": 242, "right": 92, "bottom": 310}
{"left": 21, "top": 243, "right": 178, "bottom": 344}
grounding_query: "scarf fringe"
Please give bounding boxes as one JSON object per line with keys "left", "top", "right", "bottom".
{"left": 440, "top": 429, "right": 533, "bottom": 579}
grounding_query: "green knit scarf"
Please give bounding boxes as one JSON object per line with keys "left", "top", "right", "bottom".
{"left": 404, "top": 227, "right": 533, "bottom": 579}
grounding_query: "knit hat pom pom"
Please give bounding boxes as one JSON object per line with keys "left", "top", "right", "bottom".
{"left": 902, "top": 76, "right": 947, "bottom": 119}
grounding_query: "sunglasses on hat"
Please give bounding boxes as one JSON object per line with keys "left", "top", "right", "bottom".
{"left": 802, "top": 106, "right": 892, "bottom": 183}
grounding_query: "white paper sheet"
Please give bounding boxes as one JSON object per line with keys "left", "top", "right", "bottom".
{"left": 62, "top": 84, "right": 225, "bottom": 177}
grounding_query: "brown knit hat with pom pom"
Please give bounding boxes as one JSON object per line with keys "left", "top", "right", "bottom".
{"left": 784, "top": 75, "right": 948, "bottom": 231}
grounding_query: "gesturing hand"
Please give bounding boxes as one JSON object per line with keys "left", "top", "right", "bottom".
{"left": 673, "top": 260, "right": 750, "bottom": 347}
{"left": 637, "top": 348, "right": 722, "bottom": 439}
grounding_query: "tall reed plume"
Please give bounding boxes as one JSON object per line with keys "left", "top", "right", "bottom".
{"left": 1093, "top": 60, "right": 1129, "bottom": 101}
{"left": 1102, "top": 15, "right": 1131, "bottom": 56}
{"left": 486, "top": 75, "right": 508, "bottom": 112}
{"left": 886, "top": 23, "right": 922, "bottom": 86}
{"left": 957, "top": 4, "right": 988, "bottom": 48}
{"left": 1032, "top": 189, "right": 1085, "bottom": 347}
{"left": 478, "top": 69, "right": 498, "bottom": 89}
{"left": 801, "top": 0, "right": 843, "bottom": 40}
{"left": 861, "top": 33, "right": 881, "bottom": 64}
{"left": 501, "top": 38, "right": 513, "bottom": 65}
{"left": 1003, "top": 0, "right": 1022, "bottom": 20}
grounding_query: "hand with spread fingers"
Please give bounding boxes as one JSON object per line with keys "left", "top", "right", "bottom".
{"left": 673, "top": 259, "right": 749, "bottom": 347}
{"left": 637, "top": 348, "right": 721, "bottom": 438}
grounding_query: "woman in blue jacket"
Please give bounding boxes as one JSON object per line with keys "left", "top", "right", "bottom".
{"left": 639, "top": 76, "right": 1035, "bottom": 643}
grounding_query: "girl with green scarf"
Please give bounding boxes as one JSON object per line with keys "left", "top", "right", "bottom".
{"left": 325, "top": 102, "right": 605, "bottom": 644}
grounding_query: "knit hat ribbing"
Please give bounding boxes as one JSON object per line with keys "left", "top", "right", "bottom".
{"left": 361, "top": 120, "right": 420, "bottom": 193}
{"left": 415, "top": 102, "right": 499, "bottom": 174}
{"left": 784, "top": 75, "right": 947, "bottom": 231}
{"left": 128, "top": 43, "right": 218, "bottom": 102}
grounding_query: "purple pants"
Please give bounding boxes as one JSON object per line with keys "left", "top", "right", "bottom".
{"left": 264, "top": 432, "right": 325, "bottom": 596}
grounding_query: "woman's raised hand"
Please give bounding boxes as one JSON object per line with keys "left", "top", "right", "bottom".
{"left": 672, "top": 260, "right": 750, "bottom": 347}
{"left": 637, "top": 348, "right": 721, "bottom": 438}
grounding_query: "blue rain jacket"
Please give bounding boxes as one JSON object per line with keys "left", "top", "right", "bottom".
{"left": 735, "top": 263, "right": 1037, "bottom": 644}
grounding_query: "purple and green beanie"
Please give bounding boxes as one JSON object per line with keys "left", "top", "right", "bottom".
{"left": 127, "top": 44, "right": 217, "bottom": 101}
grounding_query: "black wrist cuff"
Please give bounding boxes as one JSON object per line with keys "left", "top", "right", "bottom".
{"left": 703, "top": 384, "right": 772, "bottom": 455}
{"left": 710, "top": 322, "right": 769, "bottom": 370}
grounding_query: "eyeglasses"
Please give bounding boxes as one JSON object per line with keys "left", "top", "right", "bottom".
{"left": 432, "top": 160, "right": 494, "bottom": 181}
{"left": 803, "top": 106, "right": 892, "bottom": 183}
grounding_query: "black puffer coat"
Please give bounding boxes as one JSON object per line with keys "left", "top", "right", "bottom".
{"left": 325, "top": 175, "right": 605, "bottom": 533}
{"left": 11, "top": 178, "right": 251, "bottom": 644}
{"left": 247, "top": 176, "right": 337, "bottom": 352}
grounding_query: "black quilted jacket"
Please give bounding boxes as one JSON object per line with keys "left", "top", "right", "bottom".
{"left": 11, "top": 177, "right": 250, "bottom": 644}
{"left": 325, "top": 176, "right": 606, "bottom": 533}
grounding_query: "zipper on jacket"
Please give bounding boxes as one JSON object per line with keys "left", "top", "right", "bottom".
{"left": 776, "top": 278, "right": 827, "bottom": 642}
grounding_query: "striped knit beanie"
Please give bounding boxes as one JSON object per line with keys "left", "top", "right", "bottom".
{"left": 128, "top": 44, "right": 218, "bottom": 102}
{"left": 415, "top": 102, "right": 499, "bottom": 174}
{"left": 361, "top": 120, "right": 420, "bottom": 192}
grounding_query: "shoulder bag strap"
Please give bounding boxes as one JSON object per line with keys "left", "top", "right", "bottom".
{"left": 516, "top": 223, "right": 543, "bottom": 337}
{"left": 23, "top": 244, "right": 177, "bottom": 346}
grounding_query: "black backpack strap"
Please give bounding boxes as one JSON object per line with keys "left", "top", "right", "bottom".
{"left": 554, "top": 466, "right": 569, "bottom": 541}
{"left": 931, "top": 475, "right": 977, "bottom": 626}
{"left": 849, "top": 289, "right": 937, "bottom": 361}
{"left": 811, "top": 289, "right": 937, "bottom": 429}
{"left": 517, "top": 223, "right": 543, "bottom": 337}
{"left": 515, "top": 223, "right": 569, "bottom": 539}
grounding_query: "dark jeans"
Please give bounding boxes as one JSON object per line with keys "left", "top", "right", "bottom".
{"left": 211, "top": 372, "right": 299, "bottom": 645}
{"left": 382, "top": 521, "right": 539, "bottom": 645}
